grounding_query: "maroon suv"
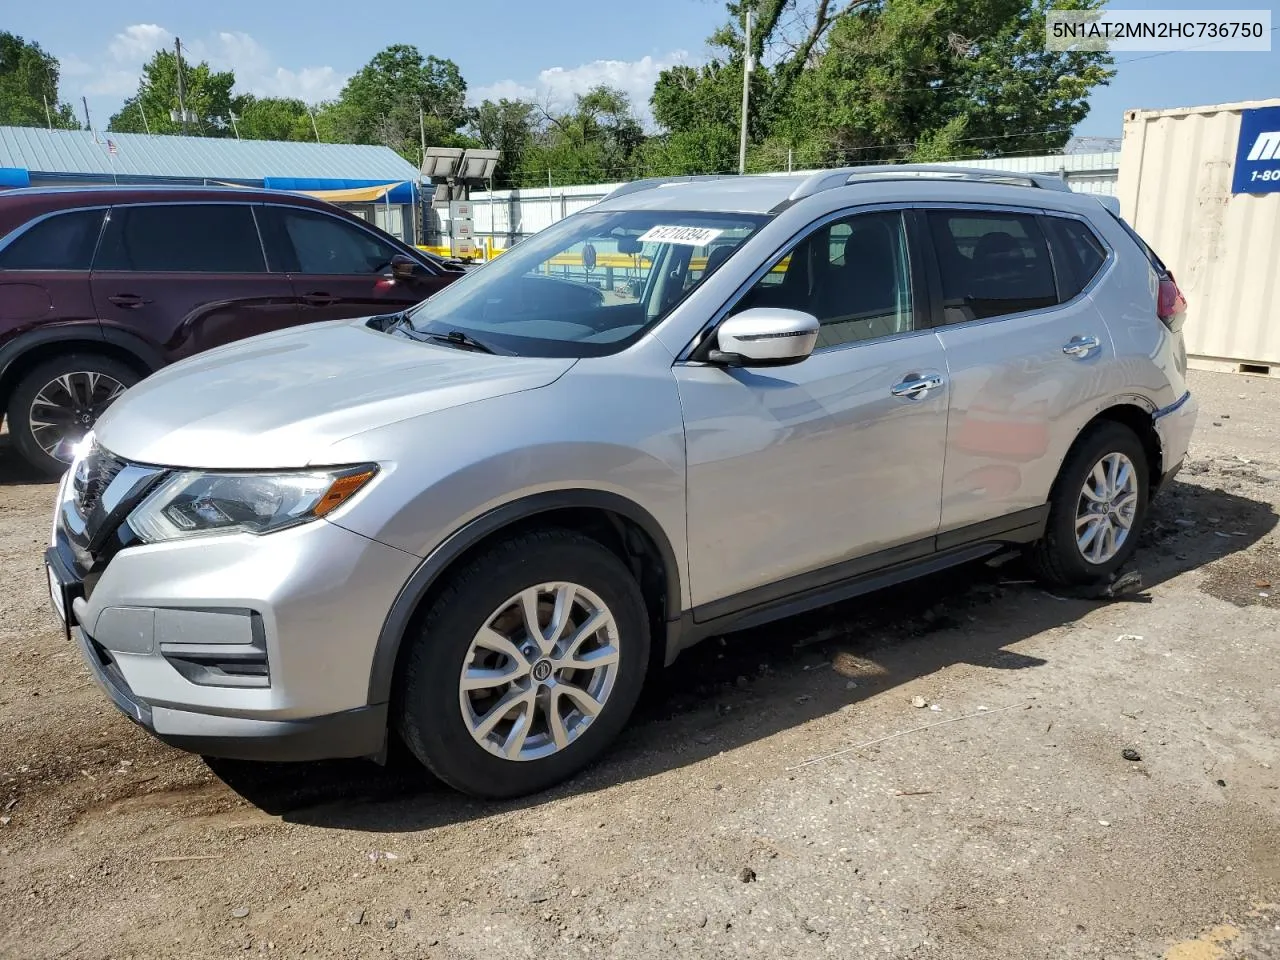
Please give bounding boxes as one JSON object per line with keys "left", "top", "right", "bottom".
{"left": 0, "top": 185, "right": 465, "bottom": 474}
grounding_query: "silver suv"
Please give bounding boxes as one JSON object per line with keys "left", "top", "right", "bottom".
{"left": 46, "top": 166, "right": 1197, "bottom": 798}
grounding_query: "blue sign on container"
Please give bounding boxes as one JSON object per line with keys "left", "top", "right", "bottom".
{"left": 1232, "top": 105, "right": 1280, "bottom": 195}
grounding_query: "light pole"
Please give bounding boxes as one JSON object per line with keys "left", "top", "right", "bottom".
{"left": 738, "top": 3, "right": 754, "bottom": 175}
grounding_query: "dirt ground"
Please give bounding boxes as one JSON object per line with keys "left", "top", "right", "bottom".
{"left": 2, "top": 368, "right": 1279, "bottom": 960}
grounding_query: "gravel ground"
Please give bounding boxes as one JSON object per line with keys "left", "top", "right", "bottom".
{"left": 1, "top": 368, "right": 1279, "bottom": 960}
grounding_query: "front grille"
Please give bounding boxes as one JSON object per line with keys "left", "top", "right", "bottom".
{"left": 72, "top": 443, "right": 127, "bottom": 518}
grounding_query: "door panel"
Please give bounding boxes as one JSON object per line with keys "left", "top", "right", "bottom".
{"left": 262, "top": 206, "right": 445, "bottom": 323}
{"left": 91, "top": 273, "right": 299, "bottom": 363}
{"left": 0, "top": 208, "right": 106, "bottom": 340}
{"left": 676, "top": 336, "right": 949, "bottom": 608}
{"left": 927, "top": 209, "right": 1115, "bottom": 532}
{"left": 676, "top": 208, "right": 948, "bottom": 612}
{"left": 90, "top": 203, "right": 298, "bottom": 362}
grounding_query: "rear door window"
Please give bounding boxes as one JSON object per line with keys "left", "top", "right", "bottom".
{"left": 926, "top": 210, "right": 1058, "bottom": 323}
{"left": 95, "top": 204, "right": 266, "bottom": 273}
{"left": 0, "top": 208, "right": 105, "bottom": 270}
{"left": 1043, "top": 216, "right": 1108, "bottom": 300}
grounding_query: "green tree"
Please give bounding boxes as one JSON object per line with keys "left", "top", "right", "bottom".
{"left": 107, "top": 50, "right": 240, "bottom": 136}
{"left": 467, "top": 98, "right": 537, "bottom": 186}
{"left": 319, "top": 44, "right": 470, "bottom": 164}
{"left": 649, "top": 0, "right": 1113, "bottom": 175}
{"left": 235, "top": 95, "right": 316, "bottom": 142}
{"left": 520, "top": 86, "right": 646, "bottom": 186}
{"left": 0, "top": 32, "right": 78, "bottom": 129}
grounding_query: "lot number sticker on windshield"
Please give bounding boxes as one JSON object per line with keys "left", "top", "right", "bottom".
{"left": 637, "top": 225, "right": 724, "bottom": 246}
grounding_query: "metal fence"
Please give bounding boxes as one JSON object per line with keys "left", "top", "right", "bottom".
{"left": 438, "top": 152, "right": 1120, "bottom": 253}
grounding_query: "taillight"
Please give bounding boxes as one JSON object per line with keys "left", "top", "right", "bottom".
{"left": 1157, "top": 274, "right": 1187, "bottom": 327}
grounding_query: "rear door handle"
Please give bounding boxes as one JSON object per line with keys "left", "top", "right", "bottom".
{"left": 890, "top": 373, "right": 945, "bottom": 399}
{"left": 302, "top": 292, "right": 339, "bottom": 306}
{"left": 107, "top": 294, "right": 152, "bottom": 308}
{"left": 1062, "top": 335, "right": 1101, "bottom": 357}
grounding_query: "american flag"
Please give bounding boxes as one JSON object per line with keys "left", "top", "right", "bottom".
{"left": 106, "top": 139, "right": 117, "bottom": 155}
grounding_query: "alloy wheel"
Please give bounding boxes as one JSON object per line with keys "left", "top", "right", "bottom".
{"left": 28, "top": 371, "right": 128, "bottom": 462}
{"left": 1075, "top": 451, "right": 1139, "bottom": 565}
{"left": 458, "top": 582, "right": 621, "bottom": 762}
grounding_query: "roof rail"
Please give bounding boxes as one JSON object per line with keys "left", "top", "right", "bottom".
{"left": 788, "top": 164, "right": 1074, "bottom": 201}
{"left": 602, "top": 174, "right": 740, "bottom": 201}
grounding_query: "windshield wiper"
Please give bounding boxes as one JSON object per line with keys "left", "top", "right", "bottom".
{"left": 416, "top": 329, "right": 499, "bottom": 354}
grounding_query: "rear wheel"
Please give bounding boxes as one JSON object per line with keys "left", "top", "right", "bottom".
{"left": 395, "top": 529, "right": 650, "bottom": 798}
{"left": 7, "top": 354, "right": 140, "bottom": 476}
{"left": 1031, "top": 421, "right": 1150, "bottom": 586}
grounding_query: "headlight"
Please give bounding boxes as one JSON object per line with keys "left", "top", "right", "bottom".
{"left": 126, "top": 465, "right": 377, "bottom": 543}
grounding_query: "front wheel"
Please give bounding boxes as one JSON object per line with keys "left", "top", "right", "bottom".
{"left": 395, "top": 529, "right": 650, "bottom": 798}
{"left": 7, "top": 354, "right": 140, "bottom": 476}
{"left": 1031, "top": 421, "right": 1151, "bottom": 586}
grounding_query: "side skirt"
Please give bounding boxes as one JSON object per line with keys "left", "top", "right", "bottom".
{"left": 664, "top": 505, "right": 1047, "bottom": 660}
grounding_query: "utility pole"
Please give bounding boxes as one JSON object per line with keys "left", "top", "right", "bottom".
{"left": 229, "top": 112, "right": 240, "bottom": 140}
{"left": 309, "top": 106, "right": 321, "bottom": 142}
{"left": 81, "top": 97, "right": 93, "bottom": 138}
{"left": 419, "top": 106, "right": 427, "bottom": 167}
{"left": 738, "top": 3, "right": 753, "bottom": 176}
{"left": 175, "top": 37, "right": 188, "bottom": 134}
{"left": 138, "top": 100, "right": 151, "bottom": 135}
{"left": 43, "top": 95, "right": 52, "bottom": 130}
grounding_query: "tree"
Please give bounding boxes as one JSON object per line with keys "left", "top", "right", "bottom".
{"left": 648, "top": 0, "right": 1113, "bottom": 174}
{"left": 467, "top": 98, "right": 537, "bottom": 186}
{"left": 520, "top": 86, "right": 646, "bottom": 186}
{"left": 107, "top": 50, "right": 240, "bottom": 136}
{"left": 0, "top": 32, "right": 78, "bottom": 129}
{"left": 235, "top": 96, "right": 316, "bottom": 142}
{"left": 319, "top": 45, "right": 470, "bottom": 164}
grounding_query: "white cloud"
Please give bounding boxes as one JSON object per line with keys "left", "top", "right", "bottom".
{"left": 471, "top": 51, "right": 693, "bottom": 127}
{"left": 204, "top": 32, "right": 347, "bottom": 102}
{"left": 107, "top": 24, "right": 172, "bottom": 64}
{"left": 67, "top": 24, "right": 346, "bottom": 107}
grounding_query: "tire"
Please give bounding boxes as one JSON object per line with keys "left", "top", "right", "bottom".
{"left": 396, "top": 529, "right": 650, "bottom": 799}
{"left": 7, "top": 354, "right": 140, "bottom": 477}
{"left": 1031, "top": 421, "right": 1150, "bottom": 586}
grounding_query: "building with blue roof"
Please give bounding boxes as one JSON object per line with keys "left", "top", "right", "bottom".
{"left": 0, "top": 126, "right": 428, "bottom": 243}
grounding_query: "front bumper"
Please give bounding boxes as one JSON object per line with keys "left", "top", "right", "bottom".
{"left": 48, "top": 491, "right": 419, "bottom": 762}
{"left": 70, "top": 618, "right": 387, "bottom": 761}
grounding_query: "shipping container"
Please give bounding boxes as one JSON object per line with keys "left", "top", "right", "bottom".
{"left": 1118, "top": 99, "right": 1280, "bottom": 375}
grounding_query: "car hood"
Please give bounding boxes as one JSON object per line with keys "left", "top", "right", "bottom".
{"left": 93, "top": 320, "right": 576, "bottom": 468}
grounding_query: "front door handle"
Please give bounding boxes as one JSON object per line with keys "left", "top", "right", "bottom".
{"left": 890, "top": 373, "right": 945, "bottom": 399}
{"left": 1062, "top": 335, "right": 1101, "bottom": 358}
{"left": 302, "top": 292, "right": 340, "bottom": 306}
{"left": 107, "top": 294, "right": 152, "bottom": 308}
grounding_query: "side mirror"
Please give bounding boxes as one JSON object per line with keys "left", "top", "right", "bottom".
{"left": 391, "top": 254, "right": 424, "bottom": 280}
{"left": 710, "top": 308, "right": 819, "bottom": 368}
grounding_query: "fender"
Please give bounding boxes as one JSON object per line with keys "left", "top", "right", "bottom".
{"left": 0, "top": 324, "right": 163, "bottom": 397}
{"left": 366, "top": 489, "right": 685, "bottom": 706}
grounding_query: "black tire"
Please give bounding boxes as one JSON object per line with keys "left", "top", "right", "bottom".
{"left": 1031, "top": 421, "right": 1150, "bottom": 586}
{"left": 7, "top": 354, "right": 140, "bottom": 476}
{"left": 396, "top": 529, "right": 650, "bottom": 799}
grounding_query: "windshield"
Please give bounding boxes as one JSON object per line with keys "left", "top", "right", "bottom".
{"left": 406, "top": 209, "right": 768, "bottom": 357}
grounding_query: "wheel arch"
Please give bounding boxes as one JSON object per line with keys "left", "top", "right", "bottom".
{"left": 0, "top": 326, "right": 162, "bottom": 413}
{"left": 367, "top": 489, "right": 684, "bottom": 707}
{"left": 1050, "top": 400, "right": 1163, "bottom": 504}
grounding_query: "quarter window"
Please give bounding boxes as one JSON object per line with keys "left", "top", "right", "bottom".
{"left": 0, "top": 208, "right": 105, "bottom": 270}
{"left": 1044, "top": 216, "right": 1108, "bottom": 300}
{"left": 95, "top": 205, "right": 266, "bottom": 273}
{"left": 731, "top": 210, "right": 914, "bottom": 349}
{"left": 926, "top": 211, "right": 1057, "bottom": 323}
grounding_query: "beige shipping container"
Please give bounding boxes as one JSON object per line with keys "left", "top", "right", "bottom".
{"left": 1118, "top": 98, "right": 1280, "bottom": 375}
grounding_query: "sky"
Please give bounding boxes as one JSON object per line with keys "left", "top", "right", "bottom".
{"left": 7, "top": 0, "right": 1277, "bottom": 150}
